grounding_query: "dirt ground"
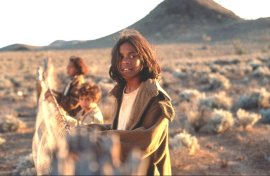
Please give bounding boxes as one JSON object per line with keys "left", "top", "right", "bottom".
{"left": 171, "top": 125, "right": 270, "bottom": 175}
{"left": 1, "top": 41, "right": 270, "bottom": 175}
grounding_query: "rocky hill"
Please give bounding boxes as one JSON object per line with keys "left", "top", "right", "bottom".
{"left": 130, "top": 0, "right": 241, "bottom": 41}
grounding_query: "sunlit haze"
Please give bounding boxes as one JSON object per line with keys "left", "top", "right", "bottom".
{"left": 0, "top": 0, "right": 269, "bottom": 48}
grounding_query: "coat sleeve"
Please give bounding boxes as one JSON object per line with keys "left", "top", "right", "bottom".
{"left": 65, "top": 115, "right": 78, "bottom": 127}
{"left": 103, "top": 100, "right": 173, "bottom": 161}
{"left": 57, "top": 82, "right": 81, "bottom": 112}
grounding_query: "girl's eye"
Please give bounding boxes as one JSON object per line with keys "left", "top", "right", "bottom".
{"left": 129, "top": 53, "right": 138, "bottom": 59}
{"left": 119, "top": 53, "right": 138, "bottom": 60}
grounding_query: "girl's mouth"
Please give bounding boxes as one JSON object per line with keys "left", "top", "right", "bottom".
{"left": 122, "top": 68, "right": 132, "bottom": 72}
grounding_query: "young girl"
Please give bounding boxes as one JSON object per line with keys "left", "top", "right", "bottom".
{"left": 49, "top": 56, "right": 89, "bottom": 116}
{"left": 91, "top": 29, "right": 175, "bottom": 175}
{"left": 76, "top": 82, "right": 103, "bottom": 125}
{"left": 65, "top": 82, "right": 103, "bottom": 127}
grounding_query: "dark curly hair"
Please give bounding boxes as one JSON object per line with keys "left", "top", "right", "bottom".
{"left": 78, "top": 82, "right": 101, "bottom": 103}
{"left": 109, "top": 29, "right": 160, "bottom": 86}
{"left": 69, "top": 56, "right": 89, "bottom": 75}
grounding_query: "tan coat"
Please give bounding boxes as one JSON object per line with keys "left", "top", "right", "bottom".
{"left": 56, "top": 75, "right": 85, "bottom": 116}
{"left": 103, "top": 79, "right": 175, "bottom": 175}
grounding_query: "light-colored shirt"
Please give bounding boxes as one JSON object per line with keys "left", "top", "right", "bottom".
{"left": 117, "top": 86, "right": 140, "bottom": 130}
{"left": 65, "top": 104, "right": 104, "bottom": 127}
{"left": 76, "top": 104, "right": 104, "bottom": 125}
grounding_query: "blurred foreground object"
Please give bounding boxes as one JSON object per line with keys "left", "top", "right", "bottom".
{"left": 32, "top": 58, "right": 147, "bottom": 175}
{"left": 32, "top": 58, "right": 69, "bottom": 174}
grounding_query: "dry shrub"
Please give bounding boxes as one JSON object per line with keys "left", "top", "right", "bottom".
{"left": 209, "top": 63, "right": 223, "bottom": 73}
{"left": 0, "top": 89, "right": 6, "bottom": 98}
{"left": 0, "top": 114, "right": 26, "bottom": 133}
{"left": 236, "top": 109, "right": 261, "bottom": 129}
{"left": 202, "top": 34, "right": 211, "bottom": 42}
{"left": 252, "top": 66, "right": 270, "bottom": 77}
{"left": 201, "top": 73, "right": 230, "bottom": 91}
{"left": 266, "top": 59, "right": 270, "bottom": 68}
{"left": 259, "top": 109, "right": 270, "bottom": 123}
{"left": 179, "top": 90, "right": 234, "bottom": 133}
{"left": 8, "top": 77, "right": 21, "bottom": 88}
{"left": 0, "top": 75, "right": 14, "bottom": 89}
{"left": 184, "top": 107, "right": 212, "bottom": 133}
{"left": 206, "top": 109, "right": 234, "bottom": 134}
{"left": 236, "top": 63, "right": 253, "bottom": 77}
{"left": 234, "top": 91, "right": 260, "bottom": 110}
{"left": 172, "top": 68, "right": 187, "bottom": 79}
{"left": 233, "top": 40, "right": 245, "bottom": 55}
{"left": 179, "top": 89, "right": 205, "bottom": 103}
{"left": 7, "top": 91, "right": 25, "bottom": 102}
{"left": 14, "top": 153, "right": 36, "bottom": 176}
{"left": 214, "top": 65, "right": 235, "bottom": 76}
{"left": 0, "top": 137, "right": 6, "bottom": 145}
{"left": 178, "top": 89, "right": 213, "bottom": 132}
{"left": 248, "top": 59, "right": 263, "bottom": 70}
{"left": 213, "top": 58, "right": 240, "bottom": 66}
{"left": 190, "top": 65, "right": 212, "bottom": 75}
{"left": 258, "top": 88, "right": 270, "bottom": 108}
{"left": 170, "top": 131, "right": 199, "bottom": 155}
{"left": 199, "top": 91, "right": 232, "bottom": 110}
{"left": 223, "top": 65, "right": 237, "bottom": 75}
{"left": 212, "top": 61, "right": 252, "bottom": 78}
{"left": 178, "top": 89, "right": 208, "bottom": 132}
{"left": 234, "top": 88, "right": 270, "bottom": 110}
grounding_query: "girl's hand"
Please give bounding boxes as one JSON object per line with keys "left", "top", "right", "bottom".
{"left": 44, "top": 89, "right": 59, "bottom": 100}
{"left": 44, "top": 90, "right": 53, "bottom": 99}
{"left": 44, "top": 90, "right": 59, "bottom": 103}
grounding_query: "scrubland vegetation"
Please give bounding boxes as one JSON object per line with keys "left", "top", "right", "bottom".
{"left": 0, "top": 41, "right": 270, "bottom": 175}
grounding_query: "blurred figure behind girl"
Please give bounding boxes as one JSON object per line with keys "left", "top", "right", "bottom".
{"left": 50, "top": 56, "right": 89, "bottom": 116}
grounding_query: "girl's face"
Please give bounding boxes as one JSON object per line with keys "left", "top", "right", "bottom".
{"left": 79, "top": 96, "right": 94, "bottom": 111}
{"left": 118, "top": 42, "right": 143, "bottom": 82}
{"left": 67, "top": 61, "right": 77, "bottom": 77}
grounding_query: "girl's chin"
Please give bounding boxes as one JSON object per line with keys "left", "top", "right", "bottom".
{"left": 122, "top": 75, "right": 133, "bottom": 80}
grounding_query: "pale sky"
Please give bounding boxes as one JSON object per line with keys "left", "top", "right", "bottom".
{"left": 0, "top": 0, "right": 269, "bottom": 48}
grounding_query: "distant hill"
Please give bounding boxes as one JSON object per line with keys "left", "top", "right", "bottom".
{"left": 0, "top": 43, "right": 41, "bottom": 51}
{"left": 41, "top": 37, "right": 115, "bottom": 50}
{"left": 48, "top": 40, "right": 85, "bottom": 48}
{"left": 210, "top": 17, "right": 270, "bottom": 42}
{"left": 1, "top": 0, "right": 269, "bottom": 51}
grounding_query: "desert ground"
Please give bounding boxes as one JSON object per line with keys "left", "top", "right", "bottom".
{"left": 0, "top": 40, "right": 270, "bottom": 175}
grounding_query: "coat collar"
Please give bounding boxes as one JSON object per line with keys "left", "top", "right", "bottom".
{"left": 70, "top": 75, "right": 84, "bottom": 85}
{"left": 110, "top": 79, "right": 171, "bottom": 101}
{"left": 110, "top": 79, "right": 171, "bottom": 130}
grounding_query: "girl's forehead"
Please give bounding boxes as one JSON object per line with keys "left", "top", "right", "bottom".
{"left": 120, "top": 42, "right": 136, "bottom": 51}
{"left": 79, "top": 95, "right": 90, "bottom": 99}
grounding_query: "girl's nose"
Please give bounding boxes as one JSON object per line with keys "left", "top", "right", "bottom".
{"left": 122, "top": 56, "right": 131, "bottom": 64}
